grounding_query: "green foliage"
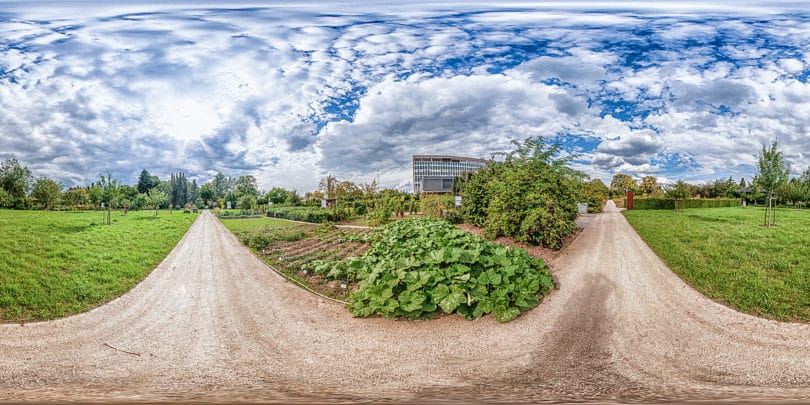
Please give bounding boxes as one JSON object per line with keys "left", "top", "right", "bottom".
{"left": 267, "top": 206, "right": 351, "bottom": 223}
{"left": 240, "top": 228, "right": 307, "bottom": 250}
{"left": 460, "top": 137, "right": 582, "bottom": 249}
{"left": 638, "top": 175, "right": 663, "bottom": 197}
{"left": 664, "top": 180, "right": 691, "bottom": 211}
{"left": 755, "top": 140, "right": 790, "bottom": 195}
{"left": 308, "top": 219, "right": 554, "bottom": 322}
{"left": 265, "top": 187, "right": 291, "bottom": 205}
{"left": 579, "top": 178, "right": 608, "bottom": 213}
{"left": 0, "top": 158, "right": 33, "bottom": 204}
{"left": 420, "top": 193, "right": 454, "bottom": 219}
{"left": 31, "top": 176, "right": 63, "bottom": 210}
{"left": 632, "top": 198, "right": 738, "bottom": 210}
{"left": 624, "top": 207, "right": 810, "bottom": 322}
{"left": 0, "top": 188, "right": 11, "bottom": 208}
{"left": 235, "top": 175, "right": 259, "bottom": 199}
{"left": 367, "top": 198, "right": 393, "bottom": 226}
{"left": 218, "top": 209, "right": 263, "bottom": 219}
{"left": 352, "top": 199, "right": 368, "bottom": 215}
{"left": 237, "top": 195, "right": 257, "bottom": 210}
{"left": 137, "top": 169, "right": 160, "bottom": 194}
{"left": 145, "top": 189, "right": 168, "bottom": 216}
{"left": 609, "top": 173, "right": 637, "bottom": 198}
{"left": 0, "top": 210, "right": 198, "bottom": 321}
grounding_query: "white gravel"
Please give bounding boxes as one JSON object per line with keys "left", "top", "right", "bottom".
{"left": 1, "top": 204, "right": 808, "bottom": 403}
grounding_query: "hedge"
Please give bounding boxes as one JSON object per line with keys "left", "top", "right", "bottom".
{"left": 632, "top": 198, "right": 739, "bottom": 210}
{"left": 266, "top": 206, "right": 351, "bottom": 223}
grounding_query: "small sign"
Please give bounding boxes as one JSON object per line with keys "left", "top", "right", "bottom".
{"left": 577, "top": 203, "right": 588, "bottom": 214}
{"left": 226, "top": 201, "right": 232, "bottom": 209}
{"left": 454, "top": 196, "right": 462, "bottom": 207}
{"left": 321, "top": 199, "right": 327, "bottom": 208}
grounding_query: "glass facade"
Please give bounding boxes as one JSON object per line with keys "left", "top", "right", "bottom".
{"left": 412, "top": 155, "right": 488, "bottom": 194}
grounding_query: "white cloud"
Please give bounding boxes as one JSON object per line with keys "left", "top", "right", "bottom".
{"left": 2, "top": 2, "right": 810, "bottom": 191}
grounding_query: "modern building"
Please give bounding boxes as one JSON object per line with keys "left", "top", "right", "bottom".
{"left": 412, "top": 155, "right": 489, "bottom": 194}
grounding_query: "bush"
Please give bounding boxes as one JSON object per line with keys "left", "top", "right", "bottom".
{"left": 266, "top": 206, "right": 351, "bottom": 223}
{"left": 420, "top": 194, "right": 453, "bottom": 219}
{"left": 632, "top": 198, "right": 738, "bottom": 210}
{"left": 218, "top": 210, "right": 262, "bottom": 218}
{"left": 462, "top": 137, "right": 582, "bottom": 249}
{"left": 305, "top": 219, "right": 554, "bottom": 322}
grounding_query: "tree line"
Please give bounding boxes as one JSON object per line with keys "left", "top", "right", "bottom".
{"left": 0, "top": 159, "right": 289, "bottom": 213}
{"left": 607, "top": 141, "right": 804, "bottom": 208}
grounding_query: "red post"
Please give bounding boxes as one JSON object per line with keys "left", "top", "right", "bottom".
{"left": 626, "top": 191, "right": 634, "bottom": 210}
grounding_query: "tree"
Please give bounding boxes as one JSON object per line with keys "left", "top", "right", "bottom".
{"left": 170, "top": 172, "right": 189, "bottom": 208}
{"left": 145, "top": 190, "right": 168, "bottom": 217}
{"left": 754, "top": 140, "right": 790, "bottom": 227}
{"left": 284, "top": 189, "right": 301, "bottom": 206}
{"left": 665, "top": 180, "right": 690, "bottom": 211}
{"left": 62, "top": 187, "right": 90, "bottom": 209}
{"left": 639, "top": 175, "right": 661, "bottom": 197}
{"left": 99, "top": 172, "right": 121, "bottom": 225}
{"left": 265, "top": 187, "right": 290, "bottom": 205}
{"left": 199, "top": 182, "right": 215, "bottom": 204}
{"left": 137, "top": 169, "right": 159, "bottom": 194}
{"left": 0, "top": 158, "right": 33, "bottom": 208}
{"left": 609, "top": 174, "right": 637, "bottom": 198}
{"left": 31, "top": 176, "right": 62, "bottom": 210}
{"left": 235, "top": 175, "right": 259, "bottom": 199}
{"left": 319, "top": 174, "right": 337, "bottom": 198}
{"left": 188, "top": 179, "right": 199, "bottom": 203}
{"left": 211, "top": 171, "right": 233, "bottom": 199}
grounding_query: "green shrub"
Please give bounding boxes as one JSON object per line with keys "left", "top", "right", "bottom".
{"left": 266, "top": 206, "right": 351, "bottom": 223}
{"left": 632, "top": 198, "right": 738, "bottom": 210}
{"left": 462, "top": 137, "right": 582, "bottom": 249}
{"left": 420, "top": 194, "right": 453, "bottom": 219}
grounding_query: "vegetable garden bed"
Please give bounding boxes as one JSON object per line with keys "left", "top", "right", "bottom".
{"left": 222, "top": 217, "right": 555, "bottom": 322}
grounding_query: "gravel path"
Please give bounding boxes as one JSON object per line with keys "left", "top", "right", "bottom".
{"left": 1, "top": 203, "right": 809, "bottom": 403}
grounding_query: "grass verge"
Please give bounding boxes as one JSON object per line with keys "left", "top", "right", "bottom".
{"left": 0, "top": 209, "right": 198, "bottom": 322}
{"left": 624, "top": 207, "right": 810, "bottom": 322}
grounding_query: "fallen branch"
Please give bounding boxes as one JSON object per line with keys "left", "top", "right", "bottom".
{"left": 102, "top": 342, "right": 141, "bottom": 356}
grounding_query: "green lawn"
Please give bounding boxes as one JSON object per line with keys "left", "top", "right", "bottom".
{"left": 624, "top": 207, "right": 810, "bottom": 322}
{"left": 0, "top": 209, "right": 198, "bottom": 322}
{"left": 218, "top": 216, "right": 298, "bottom": 233}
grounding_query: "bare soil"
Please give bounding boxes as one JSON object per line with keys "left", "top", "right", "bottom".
{"left": 1, "top": 204, "right": 809, "bottom": 403}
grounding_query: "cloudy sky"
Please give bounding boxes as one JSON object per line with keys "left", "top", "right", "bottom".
{"left": 2, "top": 1, "right": 810, "bottom": 192}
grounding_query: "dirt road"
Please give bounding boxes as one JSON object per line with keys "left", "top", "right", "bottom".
{"left": 2, "top": 203, "right": 809, "bottom": 403}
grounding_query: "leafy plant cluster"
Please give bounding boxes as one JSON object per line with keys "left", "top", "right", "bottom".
{"left": 632, "top": 198, "right": 738, "bottom": 210}
{"left": 267, "top": 206, "right": 351, "bottom": 223}
{"left": 237, "top": 228, "right": 308, "bottom": 250}
{"left": 579, "top": 179, "right": 608, "bottom": 213}
{"left": 460, "top": 137, "right": 583, "bottom": 249}
{"left": 218, "top": 209, "right": 263, "bottom": 218}
{"left": 305, "top": 219, "right": 554, "bottom": 322}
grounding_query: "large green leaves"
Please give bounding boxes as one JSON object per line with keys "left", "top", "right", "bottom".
{"left": 322, "top": 218, "right": 555, "bottom": 322}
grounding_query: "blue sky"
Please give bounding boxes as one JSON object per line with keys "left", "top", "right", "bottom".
{"left": 2, "top": 1, "right": 810, "bottom": 192}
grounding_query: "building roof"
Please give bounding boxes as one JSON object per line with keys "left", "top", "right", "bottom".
{"left": 412, "top": 154, "right": 489, "bottom": 164}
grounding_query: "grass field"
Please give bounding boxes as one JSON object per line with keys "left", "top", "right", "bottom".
{"left": 624, "top": 207, "right": 810, "bottom": 322}
{"left": 0, "top": 209, "right": 198, "bottom": 322}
